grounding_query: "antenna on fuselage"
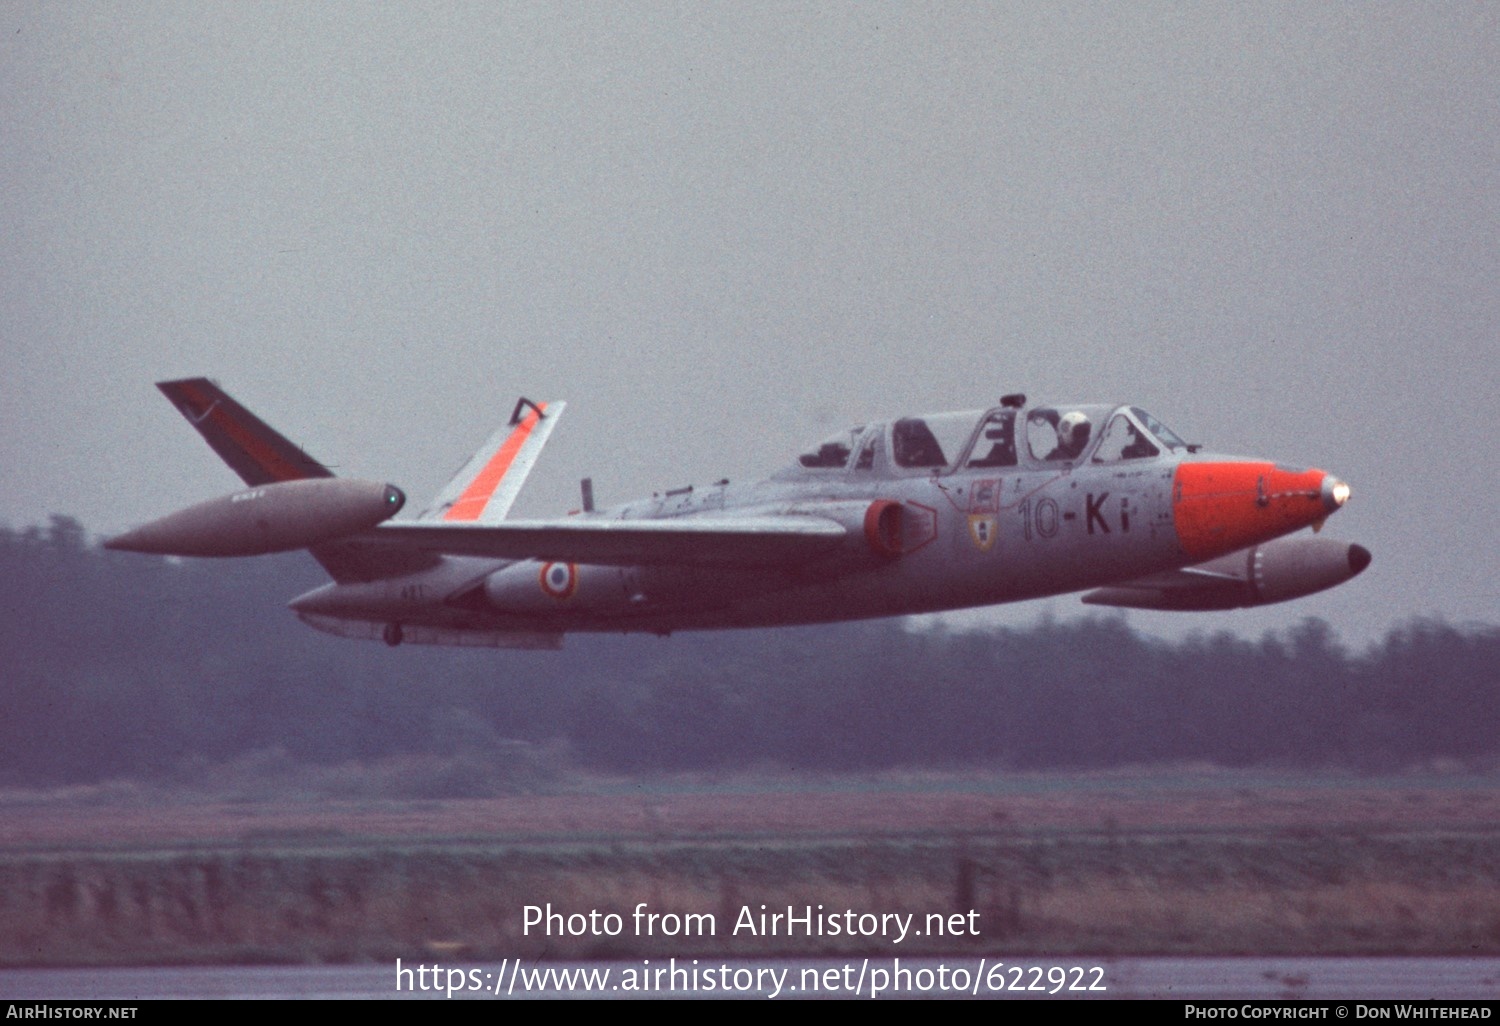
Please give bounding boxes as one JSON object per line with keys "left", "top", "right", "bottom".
{"left": 1000, "top": 392, "right": 1026, "bottom": 409}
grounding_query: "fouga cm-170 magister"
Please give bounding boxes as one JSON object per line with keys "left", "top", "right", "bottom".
{"left": 106, "top": 380, "right": 1370, "bottom": 649}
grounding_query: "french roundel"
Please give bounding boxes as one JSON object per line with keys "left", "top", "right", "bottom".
{"left": 538, "top": 561, "right": 578, "bottom": 600}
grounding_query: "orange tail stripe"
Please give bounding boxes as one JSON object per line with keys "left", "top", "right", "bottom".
{"left": 442, "top": 404, "right": 546, "bottom": 522}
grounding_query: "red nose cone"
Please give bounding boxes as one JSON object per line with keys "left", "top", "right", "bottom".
{"left": 1173, "top": 462, "right": 1339, "bottom": 561}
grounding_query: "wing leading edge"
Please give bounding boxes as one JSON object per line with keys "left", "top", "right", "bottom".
{"left": 358, "top": 516, "right": 848, "bottom": 567}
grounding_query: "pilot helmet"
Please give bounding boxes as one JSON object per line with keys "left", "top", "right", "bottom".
{"left": 1058, "top": 410, "right": 1091, "bottom": 450}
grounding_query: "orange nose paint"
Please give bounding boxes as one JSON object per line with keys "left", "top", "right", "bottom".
{"left": 1173, "top": 462, "right": 1329, "bottom": 561}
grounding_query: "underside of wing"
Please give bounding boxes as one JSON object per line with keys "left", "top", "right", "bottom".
{"left": 1081, "top": 565, "right": 1246, "bottom": 610}
{"left": 356, "top": 515, "right": 849, "bottom": 567}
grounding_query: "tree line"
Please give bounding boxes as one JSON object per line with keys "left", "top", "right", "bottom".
{"left": 1, "top": 516, "right": 1496, "bottom": 787}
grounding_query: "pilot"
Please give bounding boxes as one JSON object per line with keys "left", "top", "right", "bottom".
{"left": 1050, "top": 411, "right": 1092, "bottom": 460}
{"left": 1119, "top": 423, "right": 1158, "bottom": 460}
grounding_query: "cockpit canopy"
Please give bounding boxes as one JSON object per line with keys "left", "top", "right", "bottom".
{"left": 785, "top": 403, "right": 1188, "bottom": 478}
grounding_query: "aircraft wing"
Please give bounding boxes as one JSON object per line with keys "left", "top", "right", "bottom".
{"left": 1080, "top": 565, "right": 1246, "bottom": 610}
{"left": 356, "top": 515, "right": 849, "bottom": 567}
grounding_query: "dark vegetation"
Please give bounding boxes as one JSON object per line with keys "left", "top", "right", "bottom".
{"left": 3, "top": 516, "right": 1497, "bottom": 789}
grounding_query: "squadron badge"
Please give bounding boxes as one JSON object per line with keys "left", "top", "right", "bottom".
{"left": 967, "top": 514, "right": 998, "bottom": 552}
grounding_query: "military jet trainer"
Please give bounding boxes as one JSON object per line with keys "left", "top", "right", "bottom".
{"left": 106, "top": 380, "right": 1370, "bottom": 648}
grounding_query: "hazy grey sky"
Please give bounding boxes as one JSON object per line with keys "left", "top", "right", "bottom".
{"left": 2, "top": 3, "right": 1495, "bottom": 646}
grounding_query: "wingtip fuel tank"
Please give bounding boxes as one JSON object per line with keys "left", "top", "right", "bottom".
{"left": 1082, "top": 535, "right": 1372, "bottom": 611}
{"left": 105, "top": 478, "right": 404, "bottom": 557}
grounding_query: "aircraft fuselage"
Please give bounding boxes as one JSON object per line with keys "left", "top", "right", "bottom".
{"left": 290, "top": 444, "right": 1352, "bottom": 641}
